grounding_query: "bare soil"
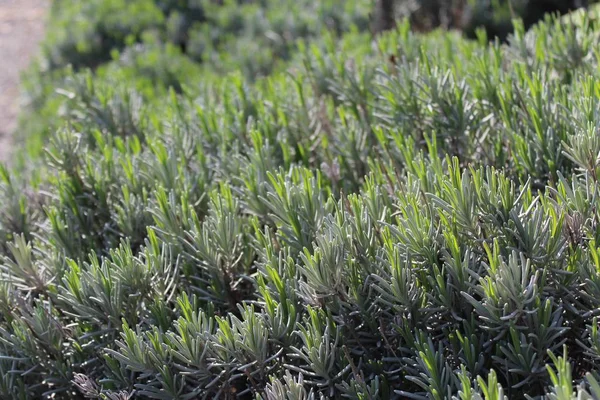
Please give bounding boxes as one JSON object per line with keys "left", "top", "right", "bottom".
{"left": 0, "top": 0, "right": 48, "bottom": 163}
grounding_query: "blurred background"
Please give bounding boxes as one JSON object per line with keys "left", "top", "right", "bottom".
{"left": 1, "top": 0, "right": 598, "bottom": 165}
{"left": 375, "top": 0, "right": 593, "bottom": 38}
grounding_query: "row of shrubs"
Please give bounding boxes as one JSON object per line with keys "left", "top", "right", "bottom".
{"left": 17, "top": 0, "right": 370, "bottom": 161}
{"left": 4, "top": 2, "right": 600, "bottom": 396}
{"left": 18, "top": 0, "right": 598, "bottom": 164}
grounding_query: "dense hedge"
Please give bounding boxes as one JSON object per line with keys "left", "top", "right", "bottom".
{"left": 5, "top": 1, "right": 600, "bottom": 399}
{"left": 18, "top": 0, "right": 593, "bottom": 162}
{"left": 17, "top": 0, "right": 370, "bottom": 161}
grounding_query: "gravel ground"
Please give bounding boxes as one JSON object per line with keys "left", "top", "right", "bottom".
{"left": 0, "top": 0, "right": 48, "bottom": 163}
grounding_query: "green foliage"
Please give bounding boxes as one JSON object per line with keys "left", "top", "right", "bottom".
{"left": 7, "top": 1, "right": 600, "bottom": 399}
{"left": 16, "top": 0, "right": 370, "bottom": 160}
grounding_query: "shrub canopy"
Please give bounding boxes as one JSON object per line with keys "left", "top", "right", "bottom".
{"left": 4, "top": 2, "right": 600, "bottom": 399}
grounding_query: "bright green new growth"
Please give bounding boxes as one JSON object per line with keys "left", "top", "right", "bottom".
{"left": 5, "top": 2, "right": 600, "bottom": 399}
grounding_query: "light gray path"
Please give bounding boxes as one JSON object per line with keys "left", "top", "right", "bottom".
{"left": 0, "top": 0, "right": 48, "bottom": 162}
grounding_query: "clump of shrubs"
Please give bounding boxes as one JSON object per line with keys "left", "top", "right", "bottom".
{"left": 5, "top": 2, "right": 600, "bottom": 399}
{"left": 17, "top": 0, "right": 371, "bottom": 160}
